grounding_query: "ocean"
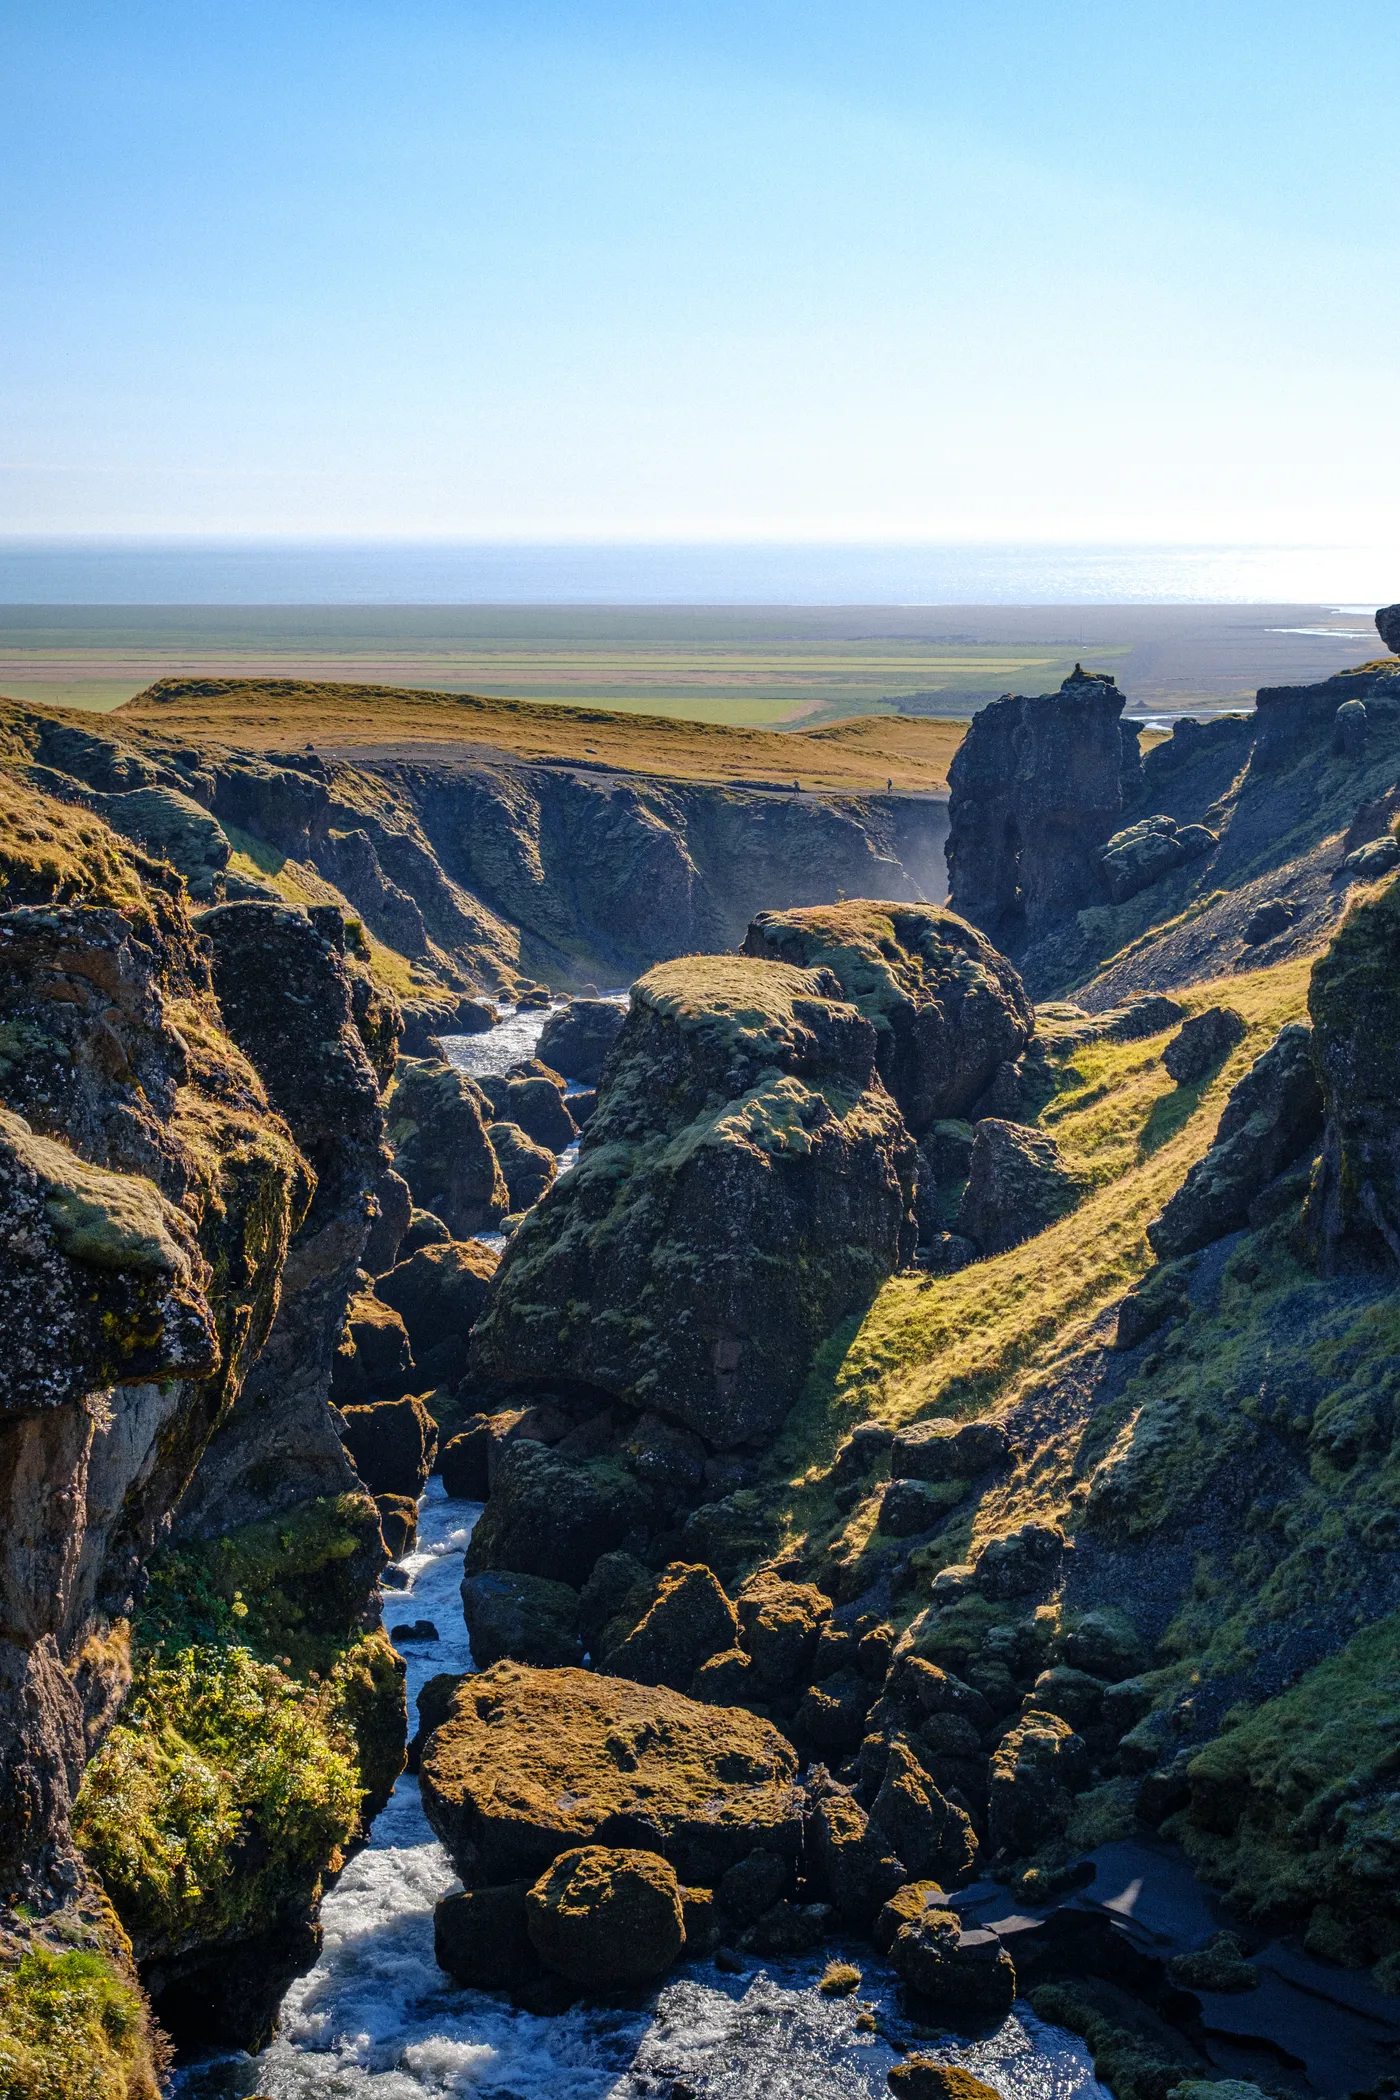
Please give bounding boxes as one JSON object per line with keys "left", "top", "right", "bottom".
{"left": 0, "top": 539, "right": 1391, "bottom": 606}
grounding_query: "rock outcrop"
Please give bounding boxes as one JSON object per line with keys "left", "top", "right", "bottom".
{"left": 740, "top": 900, "right": 1033, "bottom": 1131}
{"left": 471, "top": 954, "right": 917, "bottom": 1446}
{"left": 1308, "top": 874, "right": 1400, "bottom": 1267}
{"left": 955, "top": 1119, "right": 1082, "bottom": 1254}
{"left": 419, "top": 1662, "right": 802, "bottom": 1889}
{"left": 537, "top": 998, "right": 628, "bottom": 1083}
{"left": 945, "top": 667, "right": 1140, "bottom": 953}
{"left": 386, "top": 1059, "right": 509, "bottom": 1238}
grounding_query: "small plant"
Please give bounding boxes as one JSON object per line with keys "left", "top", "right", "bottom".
{"left": 0, "top": 1944, "right": 160, "bottom": 2100}
{"left": 817, "top": 1958, "right": 862, "bottom": 1995}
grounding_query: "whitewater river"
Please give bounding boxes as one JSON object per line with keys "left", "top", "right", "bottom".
{"left": 176, "top": 1000, "right": 1109, "bottom": 2099}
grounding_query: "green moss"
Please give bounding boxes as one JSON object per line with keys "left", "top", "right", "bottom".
{"left": 1028, "top": 1983, "right": 1197, "bottom": 2100}
{"left": 73, "top": 1646, "right": 360, "bottom": 1955}
{"left": 0, "top": 1945, "right": 160, "bottom": 2100}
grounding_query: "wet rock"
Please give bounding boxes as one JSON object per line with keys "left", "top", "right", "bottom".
{"left": 537, "top": 998, "right": 628, "bottom": 1084}
{"left": 1309, "top": 875, "right": 1400, "bottom": 1268}
{"left": 736, "top": 1571, "right": 831, "bottom": 1693}
{"left": 375, "top": 1492, "right": 418, "bottom": 1557}
{"left": 1150, "top": 1023, "right": 1323, "bottom": 1260}
{"left": 972, "top": 1520, "right": 1065, "bottom": 1600}
{"left": 889, "top": 1905, "right": 1016, "bottom": 2026}
{"left": 461, "top": 1570, "right": 582, "bottom": 1669}
{"left": 946, "top": 666, "right": 1140, "bottom": 952}
{"left": 1099, "top": 814, "right": 1217, "bottom": 903}
{"left": 339, "top": 1393, "right": 438, "bottom": 1498}
{"left": 1242, "top": 897, "right": 1296, "bottom": 946}
{"left": 955, "top": 1119, "right": 1081, "bottom": 1254}
{"left": 603, "top": 1562, "right": 739, "bottom": 1691}
{"left": 471, "top": 955, "right": 917, "bottom": 1446}
{"left": 526, "top": 1845, "right": 687, "bottom": 1990}
{"left": 891, "top": 1417, "right": 1009, "bottom": 1482}
{"left": 465, "top": 1440, "right": 649, "bottom": 1587}
{"left": 869, "top": 1738, "right": 977, "bottom": 1881}
{"left": 390, "top": 1619, "right": 439, "bottom": 1643}
{"left": 1163, "top": 1006, "right": 1247, "bottom": 1085}
{"left": 889, "top": 2060, "right": 1003, "bottom": 2099}
{"left": 439, "top": 1417, "right": 491, "bottom": 1500}
{"left": 420, "top": 1662, "right": 802, "bottom": 1889}
{"left": 434, "top": 1882, "right": 539, "bottom": 1990}
{"left": 715, "top": 1847, "right": 790, "bottom": 1926}
{"left": 987, "top": 1709, "right": 1090, "bottom": 1855}
{"left": 377, "top": 1240, "right": 499, "bottom": 1385}
{"left": 387, "top": 1060, "right": 510, "bottom": 1238}
{"left": 487, "top": 1120, "right": 558, "bottom": 1213}
{"left": 741, "top": 900, "right": 1033, "bottom": 1132}
{"left": 808, "top": 1788, "right": 907, "bottom": 1927}
{"left": 363, "top": 1166, "right": 413, "bottom": 1276}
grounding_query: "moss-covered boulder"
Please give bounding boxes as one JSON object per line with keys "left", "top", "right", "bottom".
{"left": 339, "top": 1393, "right": 437, "bottom": 1498}
{"left": 526, "top": 1844, "right": 685, "bottom": 1988}
{"left": 479, "top": 1064, "right": 577, "bottom": 1152}
{"left": 376, "top": 1237, "right": 498, "bottom": 1385}
{"left": 1308, "top": 875, "right": 1400, "bottom": 1267}
{"left": 955, "top": 1117, "right": 1082, "bottom": 1255}
{"left": 887, "top": 1899, "right": 1016, "bottom": 2025}
{"left": 463, "top": 1440, "right": 649, "bottom": 1586}
{"left": 386, "top": 1059, "right": 509, "bottom": 1238}
{"left": 987, "top": 1708, "right": 1090, "bottom": 1856}
{"left": 332, "top": 1289, "right": 416, "bottom": 1403}
{"left": 808, "top": 1787, "right": 907, "bottom": 1927}
{"left": 487, "top": 1119, "right": 557, "bottom": 1212}
{"left": 868, "top": 1738, "right": 978, "bottom": 1881}
{"left": 433, "top": 1881, "right": 539, "bottom": 1990}
{"left": 736, "top": 1570, "right": 832, "bottom": 1693}
{"left": 602, "top": 1562, "right": 739, "bottom": 1690}
{"left": 537, "top": 998, "right": 628, "bottom": 1084}
{"left": 419, "top": 1661, "right": 802, "bottom": 1890}
{"left": 889, "top": 2062, "right": 1003, "bottom": 2100}
{"left": 740, "top": 900, "right": 1032, "bottom": 1132}
{"left": 470, "top": 954, "right": 917, "bottom": 1446}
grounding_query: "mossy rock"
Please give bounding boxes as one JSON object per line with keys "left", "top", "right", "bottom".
{"left": 526, "top": 1844, "right": 684, "bottom": 1989}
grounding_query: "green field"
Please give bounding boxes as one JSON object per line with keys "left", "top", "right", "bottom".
{"left": 0, "top": 605, "right": 1120, "bottom": 723}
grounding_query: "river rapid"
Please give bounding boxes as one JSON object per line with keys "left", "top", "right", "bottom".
{"left": 175, "top": 1001, "right": 1110, "bottom": 2100}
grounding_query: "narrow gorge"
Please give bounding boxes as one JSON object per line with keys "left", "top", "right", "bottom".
{"left": 7, "top": 622, "right": 1400, "bottom": 2100}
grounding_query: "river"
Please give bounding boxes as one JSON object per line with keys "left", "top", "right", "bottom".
{"left": 175, "top": 1000, "right": 1109, "bottom": 2099}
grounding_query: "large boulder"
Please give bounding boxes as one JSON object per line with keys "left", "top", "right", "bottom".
{"left": 487, "top": 1120, "right": 557, "bottom": 1212}
{"left": 602, "top": 1562, "right": 740, "bottom": 1690}
{"left": 461, "top": 1570, "right": 582, "bottom": 1669}
{"left": 339, "top": 1393, "right": 437, "bottom": 1498}
{"left": 463, "top": 1440, "right": 649, "bottom": 1586}
{"left": 332, "top": 1290, "right": 415, "bottom": 1403}
{"left": 376, "top": 1238, "right": 499, "bottom": 1390}
{"left": 538, "top": 998, "right": 628, "bottom": 1084}
{"left": 363, "top": 1165, "right": 413, "bottom": 1275}
{"left": 526, "top": 1845, "right": 685, "bottom": 1988}
{"left": 1149, "top": 1023, "right": 1324, "bottom": 1260}
{"left": 886, "top": 1896, "right": 1016, "bottom": 2026}
{"left": 740, "top": 901, "right": 1032, "bottom": 1132}
{"left": 808, "top": 1788, "right": 907, "bottom": 1927}
{"left": 433, "top": 1882, "right": 538, "bottom": 1991}
{"left": 891, "top": 1418, "right": 1009, "bottom": 1482}
{"left": 386, "top": 1060, "right": 509, "bottom": 1238}
{"left": 1308, "top": 876, "right": 1400, "bottom": 1267}
{"left": 955, "top": 1119, "right": 1081, "bottom": 1254}
{"left": 471, "top": 955, "right": 917, "bottom": 1446}
{"left": 420, "top": 1662, "right": 802, "bottom": 1889}
{"left": 1163, "top": 1005, "right": 1247, "bottom": 1085}
{"left": 987, "top": 1709, "right": 1090, "bottom": 1855}
{"left": 736, "top": 1571, "right": 831, "bottom": 1694}
{"left": 946, "top": 667, "right": 1140, "bottom": 953}
{"left": 868, "top": 1738, "right": 977, "bottom": 1881}
{"left": 479, "top": 1065, "right": 577, "bottom": 1153}
{"left": 1098, "top": 814, "right": 1217, "bottom": 903}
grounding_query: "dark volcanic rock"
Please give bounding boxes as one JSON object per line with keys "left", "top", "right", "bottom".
{"left": 1309, "top": 874, "right": 1400, "bottom": 1267}
{"left": 439, "top": 1419, "right": 491, "bottom": 1500}
{"left": 808, "top": 1788, "right": 906, "bottom": 1927}
{"left": 471, "top": 955, "right": 918, "bottom": 1446}
{"left": 460, "top": 1569, "right": 582, "bottom": 1669}
{"left": 340, "top": 1393, "right": 438, "bottom": 1498}
{"left": 1098, "top": 814, "right": 1216, "bottom": 903}
{"left": 987, "top": 1709, "right": 1089, "bottom": 1855}
{"left": 891, "top": 1417, "right": 1009, "bottom": 1482}
{"left": 399, "top": 991, "right": 497, "bottom": 1057}
{"left": 487, "top": 1120, "right": 557, "bottom": 1212}
{"left": 386, "top": 1060, "right": 509, "bottom": 1238}
{"left": 363, "top": 1164, "right": 413, "bottom": 1275}
{"left": 602, "top": 1562, "right": 740, "bottom": 1691}
{"left": 1243, "top": 897, "right": 1297, "bottom": 946}
{"left": 479, "top": 1066, "right": 577, "bottom": 1153}
{"left": 1376, "top": 604, "right": 1400, "bottom": 656}
{"left": 537, "top": 998, "right": 628, "bottom": 1084}
{"left": 333, "top": 1290, "right": 416, "bottom": 1402}
{"left": 886, "top": 1894, "right": 1016, "bottom": 2026}
{"left": 869, "top": 1738, "right": 977, "bottom": 1882}
{"left": 463, "top": 1440, "right": 649, "bottom": 1586}
{"left": 1149, "top": 1022, "right": 1324, "bottom": 1259}
{"left": 946, "top": 666, "right": 1140, "bottom": 952}
{"left": 419, "top": 1662, "right": 802, "bottom": 1889}
{"left": 741, "top": 900, "right": 1033, "bottom": 1132}
{"left": 377, "top": 1238, "right": 499, "bottom": 1375}
{"left": 1162, "top": 1005, "right": 1246, "bottom": 1084}
{"left": 434, "top": 1882, "right": 539, "bottom": 1990}
{"left": 526, "top": 1844, "right": 685, "bottom": 1988}
{"left": 955, "top": 1119, "right": 1081, "bottom": 1254}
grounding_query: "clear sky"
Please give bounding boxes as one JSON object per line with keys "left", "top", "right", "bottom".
{"left": 3, "top": 1, "right": 1399, "bottom": 545}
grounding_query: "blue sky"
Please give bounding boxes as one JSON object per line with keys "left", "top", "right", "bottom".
{"left": 3, "top": 0, "right": 1398, "bottom": 542}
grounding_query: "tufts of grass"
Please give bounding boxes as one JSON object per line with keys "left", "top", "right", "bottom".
{"left": 0, "top": 1944, "right": 162, "bottom": 2100}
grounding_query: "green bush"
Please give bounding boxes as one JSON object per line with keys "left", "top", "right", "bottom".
{"left": 73, "top": 1646, "right": 359, "bottom": 1954}
{"left": 0, "top": 1945, "right": 159, "bottom": 2100}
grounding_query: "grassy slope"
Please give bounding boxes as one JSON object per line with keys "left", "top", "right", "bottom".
{"left": 109, "top": 678, "right": 963, "bottom": 793}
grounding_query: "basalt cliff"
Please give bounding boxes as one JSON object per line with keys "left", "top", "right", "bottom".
{"left": 8, "top": 623, "right": 1400, "bottom": 2098}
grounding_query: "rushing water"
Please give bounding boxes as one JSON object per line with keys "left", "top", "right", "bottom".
{"left": 176, "top": 1000, "right": 1109, "bottom": 2097}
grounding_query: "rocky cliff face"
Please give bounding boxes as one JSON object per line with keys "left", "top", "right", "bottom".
{"left": 0, "top": 768, "right": 406, "bottom": 2062}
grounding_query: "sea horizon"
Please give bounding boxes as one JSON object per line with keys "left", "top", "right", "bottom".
{"left": 0, "top": 537, "right": 1392, "bottom": 607}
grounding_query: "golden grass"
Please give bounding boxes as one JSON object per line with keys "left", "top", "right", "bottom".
{"left": 773, "top": 956, "right": 1313, "bottom": 1564}
{"left": 106, "top": 679, "right": 964, "bottom": 794}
